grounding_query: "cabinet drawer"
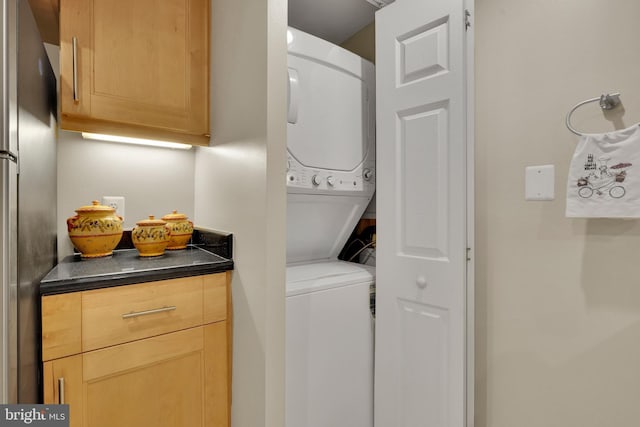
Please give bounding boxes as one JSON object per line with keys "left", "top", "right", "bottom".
{"left": 81, "top": 277, "right": 203, "bottom": 352}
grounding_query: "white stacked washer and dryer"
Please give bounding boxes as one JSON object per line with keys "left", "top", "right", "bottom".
{"left": 285, "top": 27, "right": 376, "bottom": 427}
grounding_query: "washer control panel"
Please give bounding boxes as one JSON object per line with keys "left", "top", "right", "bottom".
{"left": 286, "top": 153, "right": 375, "bottom": 194}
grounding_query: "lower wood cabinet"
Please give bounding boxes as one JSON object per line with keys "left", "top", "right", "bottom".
{"left": 41, "top": 273, "right": 231, "bottom": 427}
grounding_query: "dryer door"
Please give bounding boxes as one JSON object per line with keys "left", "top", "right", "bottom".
{"left": 287, "top": 52, "right": 373, "bottom": 172}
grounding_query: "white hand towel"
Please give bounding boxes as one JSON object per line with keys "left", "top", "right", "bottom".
{"left": 566, "top": 124, "right": 640, "bottom": 218}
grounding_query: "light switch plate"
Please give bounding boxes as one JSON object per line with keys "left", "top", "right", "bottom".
{"left": 102, "top": 196, "right": 125, "bottom": 219}
{"left": 525, "top": 165, "right": 555, "bottom": 201}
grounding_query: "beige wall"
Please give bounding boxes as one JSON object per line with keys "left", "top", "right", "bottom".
{"left": 45, "top": 45, "right": 196, "bottom": 259}
{"left": 194, "top": 0, "right": 287, "bottom": 426}
{"left": 341, "top": 21, "right": 375, "bottom": 64}
{"left": 476, "top": 1, "right": 640, "bottom": 426}
{"left": 56, "top": 133, "right": 196, "bottom": 257}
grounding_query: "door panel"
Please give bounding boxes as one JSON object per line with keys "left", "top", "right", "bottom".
{"left": 397, "top": 300, "right": 449, "bottom": 426}
{"left": 93, "top": 0, "right": 187, "bottom": 110}
{"left": 397, "top": 18, "right": 449, "bottom": 84}
{"left": 398, "top": 101, "right": 449, "bottom": 259}
{"left": 83, "top": 327, "right": 205, "bottom": 427}
{"left": 375, "top": 0, "right": 469, "bottom": 425}
{"left": 85, "top": 352, "right": 203, "bottom": 427}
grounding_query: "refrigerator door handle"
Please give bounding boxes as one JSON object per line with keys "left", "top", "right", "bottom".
{"left": 0, "top": 150, "right": 17, "bottom": 163}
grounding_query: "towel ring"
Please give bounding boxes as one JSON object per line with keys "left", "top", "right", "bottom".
{"left": 565, "top": 92, "right": 621, "bottom": 136}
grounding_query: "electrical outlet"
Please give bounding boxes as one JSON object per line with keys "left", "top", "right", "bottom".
{"left": 102, "top": 196, "right": 125, "bottom": 219}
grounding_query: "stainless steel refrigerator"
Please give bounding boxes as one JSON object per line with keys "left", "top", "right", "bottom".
{"left": 0, "top": 0, "right": 57, "bottom": 403}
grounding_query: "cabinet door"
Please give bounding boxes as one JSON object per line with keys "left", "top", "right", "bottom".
{"left": 60, "top": 0, "right": 209, "bottom": 144}
{"left": 83, "top": 327, "right": 207, "bottom": 427}
{"left": 45, "top": 325, "right": 228, "bottom": 427}
{"left": 43, "top": 355, "right": 83, "bottom": 427}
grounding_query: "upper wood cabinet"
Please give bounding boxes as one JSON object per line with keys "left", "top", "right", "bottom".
{"left": 59, "top": 0, "right": 210, "bottom": 145}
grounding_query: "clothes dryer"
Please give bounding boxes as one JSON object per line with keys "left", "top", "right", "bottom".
{"left": 286, "top": 27, "right": 375, "bottom": 265}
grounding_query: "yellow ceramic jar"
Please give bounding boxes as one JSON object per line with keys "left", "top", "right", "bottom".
{"left": 132, "top": 215, "right": 172, "bottom": 257}
{"left": 66, "top": 200, "right": 124, "bottom": 258}
{"left": 161, "top": 210, "right": 194, "bottom": 250}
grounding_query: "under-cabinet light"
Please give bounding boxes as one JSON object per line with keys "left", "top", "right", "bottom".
{"left": 81, "top": 132, "right": 193, "bottom": 150}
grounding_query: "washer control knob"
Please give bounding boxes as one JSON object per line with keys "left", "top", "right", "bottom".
{"left": 363, "top": 169, "right": 373, "bottom": 181}
{"left": 326, "top": 176, "right": 335, "bottom": 186}
{"left": 311, "top": 175, "right": 321, "bottom": 186}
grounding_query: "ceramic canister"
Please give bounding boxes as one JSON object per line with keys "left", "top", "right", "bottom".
{"left": 161, "top": 210, "right": 194, "bottom": 250}
{"left": 66, "top": 200, "right": 124, "bottom": 258}
{"left": 131, "top": 215, "right": 172, "bottom": 257}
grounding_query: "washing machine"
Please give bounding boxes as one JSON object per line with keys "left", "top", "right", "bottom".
{"left": 285, "top": 27, "right": 375, "bottom": 427}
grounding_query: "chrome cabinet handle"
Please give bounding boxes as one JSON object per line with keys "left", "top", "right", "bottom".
{"left": 72, "top": 37, "right": 79, "bottom": 102}
{"left": 121, "top": 306, "right": 177, "bottom": 319}
{"left": 58, "top": 378, "right": 65, "bottom": 404}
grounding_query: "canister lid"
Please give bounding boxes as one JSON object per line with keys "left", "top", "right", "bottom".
{"left": 162, "top": 210, "right": 188, "bottom": 221}
{"left": 135, "top": 215, "right": 167, "bottom": 226}
{"left": 75, "top": 200, "right": 115, "bottom": 213}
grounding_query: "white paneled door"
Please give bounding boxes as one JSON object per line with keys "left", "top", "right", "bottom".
{"left": 374, "top": 0, "right": 472, "bottom": 425}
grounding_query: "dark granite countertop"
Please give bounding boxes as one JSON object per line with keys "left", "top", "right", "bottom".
{"left": 41, "top": 240, "right": 234, "bottom": 296}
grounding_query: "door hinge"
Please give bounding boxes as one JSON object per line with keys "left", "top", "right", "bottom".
{"left": 466, "top": 247, "right": 471, "bottom": 261}
{"left": 465, "top": 9, "right": 471, "bottom": 31}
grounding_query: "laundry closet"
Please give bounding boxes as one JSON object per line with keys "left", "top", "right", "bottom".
{"left": 283, "top": 17, "right": 377, "bottom": 426}
{"left": 198, "top": 1, "right": 473, "bottom": 426}
{"left": 285, "top": 0, "right": 473, "bottom": 426}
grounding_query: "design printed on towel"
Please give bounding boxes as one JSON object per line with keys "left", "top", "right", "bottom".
{"left": 577, "top": 154, "right": 631, "bottom": 199}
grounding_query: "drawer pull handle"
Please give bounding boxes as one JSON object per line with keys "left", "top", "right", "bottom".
{"left": 122, "top": 305, "right": 177, "bottom": 319}
{"left": 58, "top": 378, "right": 65, "bottom": 404}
